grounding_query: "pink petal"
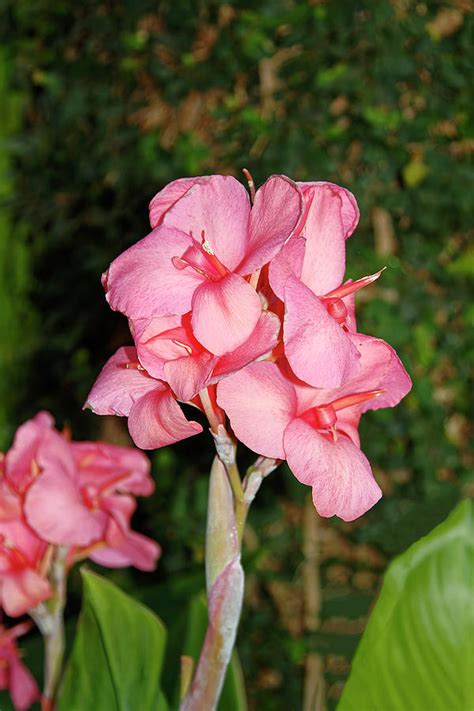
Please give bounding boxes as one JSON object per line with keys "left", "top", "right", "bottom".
{"left": 299, "top": 183, "right": 347, "bottom": 296}
{"left": 149, "top": 177, "right": 203, "bottom": 228}
{"left": 4, "top": 412, "right": 54, "bottom": 494}
{"left": 71, "top": 442, "right": 153, "bottom": 496}
{"left": 267, "top": 237, "right": 305, "bottom": 300}
{"left": 339, "top": 333, "right": 412, "bottom": 412}
{"left": 24, "top": 470, "right": 106, "bottom": 546}
{"left": 128, "top": 388, "right": 202, "bottom": 450}
{"left": 1, "top": 569, "right": 51, "bottom": 618}
{"left": 104, "top": 226, "right": 203, "bottom": 319}
{"left": 210, "top": 311, "right": 281, "bottom": 381}
{"left": 91, "top": 521, "right": 160, "bottom": 572}
{"left": 217, "top": 361, "right": 297, "bottom": 458}
{"left": 35, "top": 426, "right": 77, "bottom": 481}
{"left": 191, "top": 273, "right": 262, "bottom": 355}
{"left": 9, "top": 656, "right": 40, "bottom": 710}
{"left": 298, "top": 181, "right": 359, "bottom": 238}
{"left": 284, "top": 277, "right": 360, "bottom": 388}
{"left": 284, "top": 419, "right": 381, "bottom": 521}
{"left": 162, "top": 175, "right": 250, "bottom": 271}
{"left": 164, "top": 351, "right": 215, "bottom": 402}
{"left": 239, "top": 175, "right": 303, "bottom": 275}
{"left": 131, "top": 315, "right": 185, "bottom": 380}
{"left": 85, "top": 346, "right": 160, "bottom": 417}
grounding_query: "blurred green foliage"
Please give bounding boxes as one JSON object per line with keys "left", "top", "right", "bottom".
{"left": 0, "top": 1, "right": 472, "bottom": 709}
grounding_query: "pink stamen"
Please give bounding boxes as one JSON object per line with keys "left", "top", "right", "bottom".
{"left": 243, "top": 168, "right": 256, "bottom": 204}
{"left": 324, "top": 268, "right": 386, "bottom": 301}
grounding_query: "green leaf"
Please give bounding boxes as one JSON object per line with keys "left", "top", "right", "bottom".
{"left": 57, "top": 569, "right": 168, "bottom": 711}
{"left": 339, "top": 500, "right": 474, "bottom": 711}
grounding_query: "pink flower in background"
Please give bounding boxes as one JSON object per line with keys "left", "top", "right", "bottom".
{"left": 0, "top": 621, "right": 39, "bottom": 710}
{"left": 218, "top": 334, "right": 412, "bottom": 521}
{"left": 269, "top": 182, "right": 384, "bottom": 388}
{"left": 1, "top": 413, "right": 160, "bottom": 587}
{"left": 0, "top": 485, "right": 51, "bottom": 617}
{"left": 103, "top": 174, "right": 301, "bottom": 355}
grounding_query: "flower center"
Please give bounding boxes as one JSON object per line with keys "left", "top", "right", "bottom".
{"left": 172, "top": 231, "right": 229, "bottom": 281}
{"left": 0, "top": 535, "right": 28, "bottom": 570}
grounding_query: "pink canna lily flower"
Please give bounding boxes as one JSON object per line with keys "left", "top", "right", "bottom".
{"left": 217, "top": 333, "right": 412, "bottom": 521}
{"left": 103, "top": 174, "right": 302, "bottom": 356}
{"left": 0, "top": 621, "right": 40, "bottom": 710}
{"left": 130, "top": 309, "right": 281, "bottom": 402}
{"left": 0, "top": 486, "right": 51, "bottom": 617}
{"left": 269, "top": 181, "right": 384, "bottom": 389}
{"left": 3, "top": 414, "right": 160, "bottom": 572}
{"left": 85, "top": 346, "right": 203, "bottom": 449}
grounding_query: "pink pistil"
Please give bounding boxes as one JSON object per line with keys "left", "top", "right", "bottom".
{"left": 321, "top": 268, "right": 385, "bottom": 325}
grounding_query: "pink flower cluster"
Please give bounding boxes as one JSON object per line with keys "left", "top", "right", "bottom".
{"left": 0, "top": 412, "right": 160, "bottom": 617}
{"left": 87, "top": 175, "right": 411, "bottom": 522}
{"left": 0, "top": 412, "right": 160, "bottom": 709}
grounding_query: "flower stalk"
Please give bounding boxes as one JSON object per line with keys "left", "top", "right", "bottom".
{"left": 180, "top": 430, "right": 277, "bottom": 711}
{"left": 31, "top": 545, "right": 68, "bottom": 711}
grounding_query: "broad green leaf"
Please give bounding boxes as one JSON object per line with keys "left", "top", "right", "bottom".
{"left": 339, "top": 499, "right": 474, "bottom": 711}
{"left": 57, "top": 569, "right": 168, "bottom": 711}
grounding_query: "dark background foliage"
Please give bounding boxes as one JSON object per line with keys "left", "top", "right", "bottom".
{"left": 0, "top": 1, "right": 472, "bottom": 708}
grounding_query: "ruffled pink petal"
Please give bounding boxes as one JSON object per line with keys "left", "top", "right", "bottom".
{"left": 217, "top": 361, "right": 297, "bottom": 458}
{"left": 35, "top": 426, "right": 76, "bottom": 481}
{"left": 191, "top": 273, "right": 262, "bottom": 356}
{"left": 128, "top": 388, "right": 202, "bottom": 450}
{"left": 338, "top": 333, "right": 412, "bottom": 413}
{"left": 283, "top": 420, "right": 381, "bottom": 521}
{"left": 0, "top": 519, "right": 47, "bottom": 567}
{"left": 149, "top": 177, "right": 203, "bottom": 228}
{"left": 9, "top": 655, "right": 40, "bottom": 710}
{"left": 71, "top": 442, "right": 153, "bottom": 496}
{"left": 91, "top": 521, "right": 160, "bottom": 572}
{"left": 298, "top": 181, "right": 359, "bottom": 239}
{"left": 85, "top": 346, "right": 160, "bottom": 417}
{"left": 24, "top": 470, "right": 106, "bottom": 546}
{"left": 0, "top": 482, "right": 21, "bottom": 520}
{"left": 210, "top": 311, "right": 281, "bottom": 381}
{"left": 162, "top": 175, "right": 250, "bottom": 271}
{"left": 298, "top": 183, "right": 347, "bottom": 296}
{"left": 1, "top": 569, "right": 51, "bottom": 617}
{"left": 238, "top": 175, "right": 303, "bottom": 276}
{"left": 131, "top": 315, "right": 185, "bottom": 379}
{"left": 164, "top": 351, "right": 215, "bottom": 402}
{"left": 267, "top": 237, "right": 305, "bottom": 300}
{"left": 4, "top": 412, "right": 54, "bottom": 494}
{"left": 283, "top": 277, "right": 360, "bottom": 388}
{"left": 104, "top": 226, "right": 203, "bottom": 319}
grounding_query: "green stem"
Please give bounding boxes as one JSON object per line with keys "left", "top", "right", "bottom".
{"left": 32, "top": 546, "right": 68, "bottom": 711}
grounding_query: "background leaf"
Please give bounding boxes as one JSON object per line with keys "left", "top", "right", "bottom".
{"left": 57, "top": 569, "right": 168, "bottom": 711}
{"left": 338, "top": 500, "right": 474, "bottom": 710}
